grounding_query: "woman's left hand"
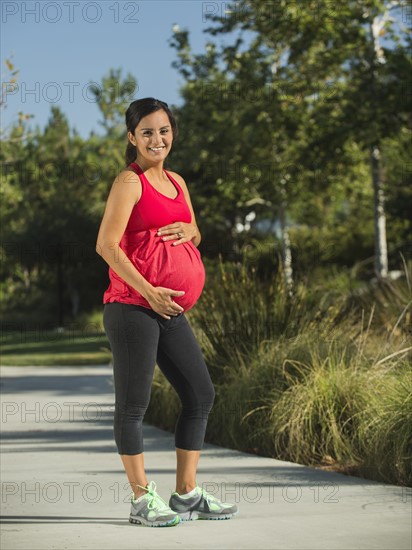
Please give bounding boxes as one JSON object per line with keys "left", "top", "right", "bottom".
{"left": 157, "top": 222, "right": 198, "bottom": 246}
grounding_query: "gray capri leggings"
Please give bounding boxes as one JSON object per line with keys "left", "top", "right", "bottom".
{"left": 103, "top": 302, "right": 215, "bottom": 455}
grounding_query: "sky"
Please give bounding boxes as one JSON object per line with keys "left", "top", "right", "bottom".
{"left": 1, "top": 0, "right": 235, "bottom": 138}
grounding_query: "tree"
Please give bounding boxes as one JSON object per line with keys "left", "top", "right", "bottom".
{"left": 169, "top": 31, "right": 270, "bottom": 260}
{"left": 1, "top": 69, "right": 140, "bottom": 327}
{"left": 204, "top": 0, "right": 411, "bottom": 278}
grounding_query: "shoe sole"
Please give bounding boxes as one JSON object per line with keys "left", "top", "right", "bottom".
{"left": 178, "top": 510, "right": 239, "bottom": 521}
{"left": 129, "top": 515, "right": 180, "bottom": 527}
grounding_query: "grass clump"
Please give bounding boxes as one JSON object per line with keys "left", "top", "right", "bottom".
{"left": 265, "top": 343, "right": 369, "bottom": 468}
{"left": 148, "top": 257, "right": 411, "bottom": 486}
{"left": 357, "top": 361, "right": 411, "bottom": 486}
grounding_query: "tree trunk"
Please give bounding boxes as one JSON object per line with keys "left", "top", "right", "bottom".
{"left": 369, "top": 14, "right": 389, "bottom": 280}
{"left": 370, "top": 145, "right": 388, "bottom": 279}
{"left": 279, "top": 201, "right": 293, "bottom": 293}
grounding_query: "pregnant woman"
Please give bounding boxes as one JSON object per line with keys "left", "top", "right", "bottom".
{"left": 96, "top": 98, "right": 238, "bottom": 527}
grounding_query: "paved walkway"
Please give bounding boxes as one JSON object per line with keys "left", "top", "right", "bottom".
{"left": 1, "top": 365, "right": 411, "bottom": 550}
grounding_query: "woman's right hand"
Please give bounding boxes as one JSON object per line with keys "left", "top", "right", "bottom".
{"left": 144, "top": 286, "right": 185, "bottom": 319}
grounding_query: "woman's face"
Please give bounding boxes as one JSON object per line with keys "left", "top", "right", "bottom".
{"left": 128, "top": 109, "right": 173, "bottom": 165}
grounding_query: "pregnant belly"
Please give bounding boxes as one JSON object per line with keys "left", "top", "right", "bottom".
{"left": 128, "top": 229, "right": 206, "bottom": 311}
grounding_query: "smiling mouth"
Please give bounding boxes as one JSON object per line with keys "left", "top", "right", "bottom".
{"left": 148, "top": 146, "right": 166, "bottom": 152}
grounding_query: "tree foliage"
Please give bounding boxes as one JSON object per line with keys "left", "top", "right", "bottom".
{"left": 1, "top": 2, "right": 410, "bottom": 324}
{"left": 170, "top": 0, "right": 411, "bottom": 275}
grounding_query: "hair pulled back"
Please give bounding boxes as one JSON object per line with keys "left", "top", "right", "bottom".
{"left": 125, "top": 98, "right": 178, "bottom": 166}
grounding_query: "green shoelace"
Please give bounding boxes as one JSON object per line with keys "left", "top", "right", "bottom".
{"left": 133, "top": 481, "right": 172, "bottom": 512}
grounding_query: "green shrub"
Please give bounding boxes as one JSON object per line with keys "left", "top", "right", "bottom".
{"left": 357, "top": 361, "right": 412, "bottom": 486}
{"left": 191, "top": 256, "right": 349, "bottom": 368}
{"left": 263, "top": 341, "right": 371, "bottom": 467}
{"left": 347, "top": 257, "right": 412, "bottom": 336}
{"left": 147, "top": 256, "right": 411, "bottom": 486}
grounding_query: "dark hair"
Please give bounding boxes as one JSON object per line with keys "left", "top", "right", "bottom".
{"left": 125, "top": 98, "right": 178, "bottom": 166}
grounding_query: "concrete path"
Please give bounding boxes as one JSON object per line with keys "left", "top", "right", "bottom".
{"left": 1, "top": 365, "right": 411, "bottom": 550}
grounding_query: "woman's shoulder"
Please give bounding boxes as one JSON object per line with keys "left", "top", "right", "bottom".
{"left": 116, "top": 166, "right": 141, "bottom": 184}
{"left": 110, "top": 166, "right": 142, "bottom": 205}
{"left": 165, "top": 169, "right": 187, "bottom": 189}
{"left": 121, "top": 163, "right": 140, "bottom": 175}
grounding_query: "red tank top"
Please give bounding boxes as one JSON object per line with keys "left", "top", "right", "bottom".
{"left": 103, "top": 162, "right": 206, "bottom": 312}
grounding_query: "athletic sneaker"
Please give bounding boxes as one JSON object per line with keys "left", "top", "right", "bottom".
{"left": 169, "top": 483, "right": 239, "bottom": 520}
{"left": 129, "top": 481, "right": 181, "bottom": 527}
